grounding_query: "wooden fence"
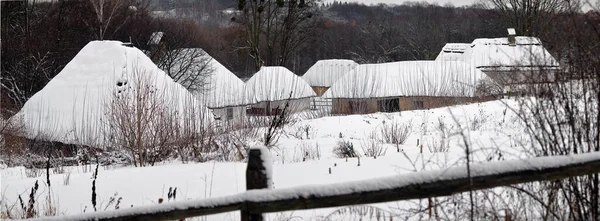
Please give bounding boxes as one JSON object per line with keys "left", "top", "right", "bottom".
{"left": 30, "top": 148, "right": 600, "bottom": 221}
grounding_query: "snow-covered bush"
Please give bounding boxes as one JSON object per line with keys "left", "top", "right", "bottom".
{"left": 333, "top": 140, "right": 358, "bottom": 158}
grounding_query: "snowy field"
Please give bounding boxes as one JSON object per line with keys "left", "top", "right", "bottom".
{"left": 1, "top": 99, "right": 534, "bottom": 220}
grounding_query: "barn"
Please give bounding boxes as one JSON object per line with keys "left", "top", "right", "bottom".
{"left": 322, "top": 61, "right": 494, "bottom": 115}
{"left": 244, "top": 66, "right": 316, "bottom": 116}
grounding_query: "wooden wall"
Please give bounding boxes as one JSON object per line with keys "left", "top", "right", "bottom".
{"left": 311, "top": 86, "right": 330, "bottom": 97}
{"left": 332, "top": 96, "right": 496, "bottom": 115}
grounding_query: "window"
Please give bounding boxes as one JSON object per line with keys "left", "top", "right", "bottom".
{"left": 226, "top": 108, "right": 234, "bottom": 120}
{"left": 412, "top": 101, "right": 424, "bottom": 109}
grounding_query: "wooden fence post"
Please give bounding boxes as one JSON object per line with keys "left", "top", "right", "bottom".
{"left": 241, "top": 147, "right": 270, "bottom": 221}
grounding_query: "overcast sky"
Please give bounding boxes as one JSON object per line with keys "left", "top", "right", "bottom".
{"left": 323, "top": 0, "right": 479, "bottom": 7}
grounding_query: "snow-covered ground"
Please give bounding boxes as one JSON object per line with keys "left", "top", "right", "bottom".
{"left": 1, "top": 99, "right": 534, "bottom": 220}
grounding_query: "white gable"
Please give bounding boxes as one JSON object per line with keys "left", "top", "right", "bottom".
{"left": 435, "top": 43, "right": 471, "bottom": 61}
{"left": 302, "top": 59, "right": 358, "bottom": 87}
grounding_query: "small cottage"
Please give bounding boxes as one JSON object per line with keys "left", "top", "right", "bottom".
{"left": 462, "top": 29, "right": 560, "bottom": 85}
{"left": 244, "top": 66, "right": 316, "bottom": 116}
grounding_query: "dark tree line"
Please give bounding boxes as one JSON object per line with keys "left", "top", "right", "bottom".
{"left": 1, "top": 0, "right": 596, "bottom": 118}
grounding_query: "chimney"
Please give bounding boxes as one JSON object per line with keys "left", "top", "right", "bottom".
{"left": 507, "top": 28, "right": 516, "bottom": 46}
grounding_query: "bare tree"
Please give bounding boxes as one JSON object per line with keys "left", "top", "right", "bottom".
{"left": 146, "top": 19, "right": 215, "bottom": 94}
{"left": 155, "top": 48, "right": 214, "bottom": 94}
{"left": 503, "top": 7, "right": 600, "bottom": 220}
{"left": 235, "top": 0, "right": 321, "bottom": 70}
{"left": 482, "top": 0, "right": 571, "bottom": 36}
{"left": 347, "top": 19, "right": 403, "bottom": 63}
{"left": 87, "top": 0, "right": 136, "bottom": 40}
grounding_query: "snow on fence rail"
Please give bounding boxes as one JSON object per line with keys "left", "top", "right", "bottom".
{"left": 30, "top": 148, "right": 600, "bottom": 221}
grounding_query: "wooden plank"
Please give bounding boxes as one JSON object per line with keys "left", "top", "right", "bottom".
{"left": 241, "top": 148, "right": 269, "bottom": 221}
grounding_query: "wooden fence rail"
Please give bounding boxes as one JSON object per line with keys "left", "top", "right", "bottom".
{"left": 31, "top": 148, "right": 600, "bottom": 221}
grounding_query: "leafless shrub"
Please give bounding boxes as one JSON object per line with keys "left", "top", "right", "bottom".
{"left": 468, "top": 105, "right": 491, "bottom": 131}
{"left": 290, "top": 141, "right": 321, "bottom": 163}
{"left": 263, "top": 96, "right": 294, "bottom": 147}
{"left": 103, "top": 66, "right": 212, "bottom": 166}
{"left": 426, "top": 137, "right": 450, "bottom": 153}
{"left": 0, "top": 116, "right": 28, "bottom": 166}
{"left": 360, "top": 139, "right": 387, "bottom": 158}
{"left": 25, "top": 167, "right": 43, "bottom": 178}
{"left": 379, "top": 120, "right": 412, "bottom": 145}
{"left": 333, "top": 140, "right": 358, "bottom": 158}
{"left": 288, "top": 124, "right": 317, "bottom": 140}
{"left": 323, "top": 205, "right": 396, "bottom": 221}
{"left": 476, "top": 77, "right": 504, "bottom": 96}
{"left": 62, "top": 172, "right": 71, "bottom": 186}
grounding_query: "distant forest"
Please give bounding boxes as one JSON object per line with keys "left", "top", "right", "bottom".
{"left": 1, "top": 0, "right": 597, "bottom": 116}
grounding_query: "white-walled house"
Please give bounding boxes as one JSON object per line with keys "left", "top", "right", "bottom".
{"left": 244, "top": 66, "right": 316, "bottom": 116}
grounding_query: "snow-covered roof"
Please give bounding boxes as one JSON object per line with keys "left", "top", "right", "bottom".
{"left": 164, "top": 48, "right": 246, "bottom": 108}
{"left": 200, "top": 51, "right": 246, "bottom": 108}
{"left": 322, "top": 60, "right": 488, "bottom": 99}
{"left": 471, "top": 36, "right": 541, "bottom": 46}
{"left": 148, "top": 32, "right": 164, "bottom": 45}
{"left": 302, "top": 59, "right": 358, "bottom": 87}
{"left": 244, "top": 66, "right": 316, "bottom": 104}
{"left": 12, "top": 41, "right": 211, "bottom": 146}
{"left": 464, "top": 37, "right": 559, "bottom": 70}
{"left": 435, "top": 43, "right": 470, "bottom": 61}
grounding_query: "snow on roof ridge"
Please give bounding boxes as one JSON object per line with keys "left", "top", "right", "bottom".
{"left": 471, "top": 36, "right": 542, "bottom": 46}
{"left": 244, "top": 66, "right": 316, "bottom": 104}
{"left": 302, "top": 59, "right": 358, "bottom": 87}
